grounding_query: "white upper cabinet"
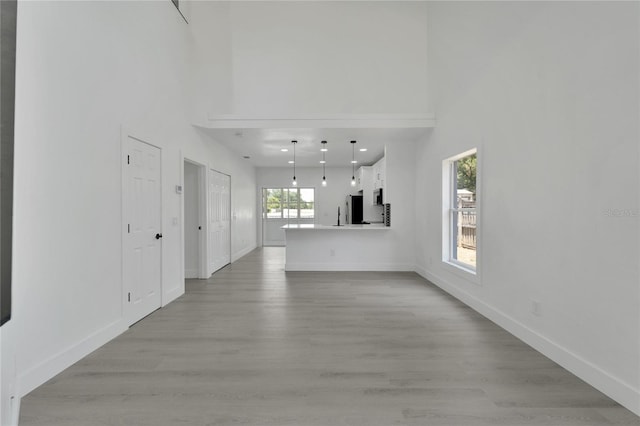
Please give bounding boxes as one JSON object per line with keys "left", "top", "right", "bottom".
{"left": 373, "top": 162, "right": 378, "bottom": 190}
{"left": 356, "top": 166, "right": 365, "bottom": 192}
{"left": 372, "top": 157, "right": 386, "bottom": 191}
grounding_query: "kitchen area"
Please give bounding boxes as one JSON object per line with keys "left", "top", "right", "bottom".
{"left": 344, "top": 155, "right": 390, "bottom": 226}
{"left": 254, "top": 130, "right": 421, "bottom": 273}
{"left": 280, "top": 152, "right": 397, "bottom": 271}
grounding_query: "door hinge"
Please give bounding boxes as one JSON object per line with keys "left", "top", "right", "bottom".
{"left": 127, "top": 155, "right": 130, "bottom": 164}
{"left": 128, "top": 292, "right": 131, "bottom": 302}
{"left": 127, "top": 224, "right": 130, "bottom": 233}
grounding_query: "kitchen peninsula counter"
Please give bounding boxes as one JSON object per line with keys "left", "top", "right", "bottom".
{"left": 282, "top": 223, "right": 404, "bottom": 272}
{"left": 281, "top": 223, "right": 389, "bottom": 230}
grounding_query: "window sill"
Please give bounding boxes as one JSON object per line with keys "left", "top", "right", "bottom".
{"left": 442, "top": 260, "right": 481, "bottom": 285}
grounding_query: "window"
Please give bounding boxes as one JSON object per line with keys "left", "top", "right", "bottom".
{"left": 284, "top": 188, "right": 298, "bottom": 218}
{"left": 263, "top": 188, "right": 315, "bottom": 220}
{"left": 443, "top": 149, "right": 477, "bottom": 272}
{"left": 265, "top": 188, "right": 283, "bottom": 218}
{"left": 299, "top": 188, "right": 315, "bottom": 219}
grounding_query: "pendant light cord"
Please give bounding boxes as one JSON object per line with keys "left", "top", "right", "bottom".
{"left": 291, "top": 140, "right": 297, "bottom": 184}
{"left": 352, "top": 143, "right": 355, "bottom": 177}
{"left": 322, "top": 141, "right": 326, "bottom": 178}
{"left": 351, "top": 140, "right": 356, "bottom": 183}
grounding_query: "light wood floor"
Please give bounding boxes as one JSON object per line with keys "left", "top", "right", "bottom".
{"left": 20, "top": 248, "right": 638, "bottom": 425}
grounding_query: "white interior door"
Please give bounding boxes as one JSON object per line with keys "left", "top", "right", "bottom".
{"left": 124, "top": 136, "right": 162, "bottom": 325}
{"left": 208, "top": 169, "right": 231, "bottom": 274}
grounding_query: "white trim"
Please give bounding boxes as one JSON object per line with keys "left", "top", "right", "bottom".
{"left": 441, "top": 147, "right": 481, "bottom": 285}
{"left": 201, "top": 113, "right": 436, "bottom": 129}
{"left": 285, "top": 262, "right": 414, "bottom": 272}
{"left": 198, "top": 165, "right": 208, "bottom": 278}
{"left": 231, "top": 244, "right": 257, "bottom": 263}
{"left": 119, "top": 126, "right": 128, "bottom": 319}
{"left": 263, "top": 241, "right": 286, "bottom": 247}
{"left": 229, "top": 173, "right": 233, "bottom": 270}
{"left": 5, "top": 353, "right": 20, "bottom": 426}
{"left": 179, "top": 152, "right": 185, "bottom": 287}
{"left": 441, "top": 259, "right": 479, "bottom": 284}
{"left": 204, "top": 165, "right": 212, "bottom": 277}
{"left": 414, "top": 266, "right": 640, "bottom": 417}
{"left": 18, "top": 319, "right": 127, "bottom": 398}
{"left": 261, "top": 186, "right": 316, "bottom": 221}
{"left": 185, "top": 269, "right": 198, "bottom": 279}
{"left": 9, "top": 395, "right": 19, "bottom": 426}
{"left": 182, "top": 156, "right": 209, "bottom": 279}
{"left": 162, "top": 286, "right": 183, "bottom": 308}
{"left": 475, "top": 144, "right": 483, "bottom": 283}
{"left": 258, "top": 187, "right": 264, "bottom": 246}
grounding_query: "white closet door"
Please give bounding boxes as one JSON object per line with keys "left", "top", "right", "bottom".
{"left": 124, "top": 137, "right": 162, "bottom": 325}
{"left": 208, "top": 169, "right": 231, "bottom": 274}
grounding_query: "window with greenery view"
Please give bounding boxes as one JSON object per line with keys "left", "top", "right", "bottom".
{"left": 445, "top": 150, "right": 477, "bottom": 271}
{"left": 263, "top": 188, "right": 315, "bottom": 219}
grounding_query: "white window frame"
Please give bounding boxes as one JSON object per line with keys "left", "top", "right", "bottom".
{"left": 262, "top": 187, "right": 315, "bottom": 220}
{"left": 442, "top": 148, "right": 481, "bottom": 283}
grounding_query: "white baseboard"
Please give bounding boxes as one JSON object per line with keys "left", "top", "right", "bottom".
{"left": 414, "top": 265, "right": 640, "bottom": 416}
{"left": 18, "top": 319, "right": 127, "bottom": 398}
{"left": 6, "top": 388, "right": 20, "bottom": 426}
{"left": 232, "top": 244, "right": 257, "bottom": 263}
{"left": 184, "top": 269, "right": 198, "bottom": 279}
{"left": 262, "top": 241, "right": 285, "bottom": 247}
{"left": 286, "top": 262, "right": 414, "bottom": 272}
{"left": 163, "top": 285, "right": 184, "bottom": 307}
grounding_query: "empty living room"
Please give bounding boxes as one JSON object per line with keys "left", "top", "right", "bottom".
{"left": 0, "top": 1, "right": 638, "bottom": 425}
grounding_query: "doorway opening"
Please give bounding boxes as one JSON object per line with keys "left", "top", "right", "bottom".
{"left": 183, "top": 159, "right": 207, "bottom": 282}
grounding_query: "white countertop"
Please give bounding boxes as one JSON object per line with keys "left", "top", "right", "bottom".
{"left": 282, "top": 223, "right": 389, "bottom": 230}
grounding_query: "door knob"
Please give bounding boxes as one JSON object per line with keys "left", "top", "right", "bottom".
{"left": 155, "top": 233, "right": 163, "bottom": 240}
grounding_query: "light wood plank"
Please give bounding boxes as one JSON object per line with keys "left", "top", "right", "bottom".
{"left": 20, "top": 248, "right": 639, "bottom": 426}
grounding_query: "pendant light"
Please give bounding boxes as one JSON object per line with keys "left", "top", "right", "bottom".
{"left": 320, "top": 141, "right": 327, "bottom": 186}
{"left": 350, "top": 140, "right": 357, "bottom": 186}
{"left": 291, "top": 140, "right": 297, "bottom": 186}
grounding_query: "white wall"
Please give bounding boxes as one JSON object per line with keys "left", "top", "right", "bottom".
{"left": 188, "top": 1, "right": 233, "bottom": 124}
{"left": 382, "top": 141, "right": 417, "bottom": 269}
{"left": 1, "top": 2, "right": 256, "bottom": 425}
{"left": 190, "top": 1, "right": 428, "bottom": 118}
{"left": 184, "top": 162, "right": 200, "bottom": 278}
{"left": 416, "top": 1, "right": 639, "bottom": 414}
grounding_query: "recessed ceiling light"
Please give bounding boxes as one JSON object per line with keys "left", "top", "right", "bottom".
{"left": 359, "top": 148, "right": 367, "bottom": 152}
{"left": 320, "top": 148, "right": 328, "bottom": 152}
{"left": 319, "top": 160, "right": 326, "bottom": 164}
{"left": 281, "top": 148, "right": 288, "bottom": 152}
{"left": 351, "top": 160, "right": 358, "bottom": 164}
{"left": 288, "top": 160, "right": 295, "bottom": 164}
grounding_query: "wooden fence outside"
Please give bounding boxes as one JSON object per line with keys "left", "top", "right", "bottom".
{"left": 458, "top": 199, "right": 476, "bottom": 249}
